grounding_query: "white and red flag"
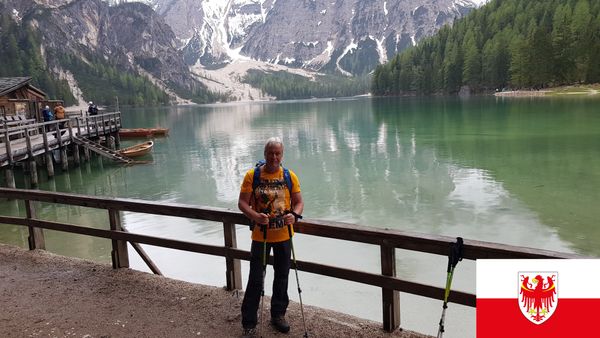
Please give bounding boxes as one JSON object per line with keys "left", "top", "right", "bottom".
{"left": 477, "top": 259, "right": 600, "bottom": 337}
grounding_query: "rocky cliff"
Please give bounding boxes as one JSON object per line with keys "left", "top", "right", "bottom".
{"left": 150, "top": 0, "right": 483, "bottom": 75}
{"left": 2, "top": 0, "right": 210, "bottom": 104}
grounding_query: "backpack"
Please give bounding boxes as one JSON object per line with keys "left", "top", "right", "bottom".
{"left": 252, "top": 160, "right": 293, "bottom": 193}
{"left": 43, "top": 109, "right": 54, "bottom": 121}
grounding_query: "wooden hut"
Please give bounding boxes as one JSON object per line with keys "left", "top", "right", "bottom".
{"left": 0, "top": 77, "right": 48, "bottom": 121}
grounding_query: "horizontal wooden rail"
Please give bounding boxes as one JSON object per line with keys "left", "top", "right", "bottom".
{"left": 0, "top": 188, "right": 577, "bottom": 259}
{"left": 0, "top": 187, "right": 582, "bottom": 332}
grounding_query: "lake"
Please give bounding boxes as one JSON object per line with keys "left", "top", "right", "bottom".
{"left": 1, "top": 96, "right": 599, "bottom": 337}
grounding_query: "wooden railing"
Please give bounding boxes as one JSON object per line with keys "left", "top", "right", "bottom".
{"left": 0, "top": 188, "right": 581, "bottom": 332}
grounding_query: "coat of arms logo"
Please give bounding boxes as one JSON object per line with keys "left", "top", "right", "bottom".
{"left": 518, "top": 272, "right": 558, "bottom": 324}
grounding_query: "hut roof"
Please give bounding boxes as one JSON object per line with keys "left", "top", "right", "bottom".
{"left": 0, "top": 77, "right": 47, "bottom": 97}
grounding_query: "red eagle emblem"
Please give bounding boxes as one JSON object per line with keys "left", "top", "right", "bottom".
{"left": 519, "top": 272, "right": 558, "bottom": 324}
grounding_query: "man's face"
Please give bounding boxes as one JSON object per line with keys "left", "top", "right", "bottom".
{"left": 264, "top": 144, "right": 283, "bottom": 168}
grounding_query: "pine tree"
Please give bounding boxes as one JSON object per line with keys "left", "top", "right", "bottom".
{"left": 462, "top": 31, "right": 482, "bottom": 89}
{"left": 552, "top": 3, "right": 575, "bottom": 84}
{"left": 571, "top": 0, "right": 592, "bottom": 83}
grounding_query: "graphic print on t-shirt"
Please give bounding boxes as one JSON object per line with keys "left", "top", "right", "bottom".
{"left": 255, "top": 178, "right": 288, "bottom": 219}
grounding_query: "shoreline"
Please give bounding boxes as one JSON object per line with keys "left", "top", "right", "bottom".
{"left": 494, "top": 84, "right": 600, "bottom": 97}
{"left": 0, "top": 243, "right": 428, "bottom": 338}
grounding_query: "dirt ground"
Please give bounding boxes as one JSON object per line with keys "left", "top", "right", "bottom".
{"left": 0, "top": 244, "right": 429, "bottom": 338}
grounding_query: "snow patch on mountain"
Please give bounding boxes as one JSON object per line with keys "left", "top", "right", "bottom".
{"left": 337, "top": 41, "right": 358, "bottom": 76}
{"left": 11, "top": 8, "right": 21, "bottom": 23}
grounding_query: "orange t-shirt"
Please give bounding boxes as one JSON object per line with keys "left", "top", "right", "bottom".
{"left": 54, "top": 105, "right": 65, "bottom": 119}
{"left": 240, "top": 166, "right": 301, "bottom": 242}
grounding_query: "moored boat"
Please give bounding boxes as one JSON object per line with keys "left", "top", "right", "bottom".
{"left": 119, "top": 128, "right": 169, "bottom": 138}
{"left": 118, "top": 141, "right": 153, "bottom": 158}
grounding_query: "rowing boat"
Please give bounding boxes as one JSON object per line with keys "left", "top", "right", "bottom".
{"left": 118, "top": 141, "right": 153, "bottom": 158}
{"left": 119, "top": 128, "right": 169, "bottom": 138}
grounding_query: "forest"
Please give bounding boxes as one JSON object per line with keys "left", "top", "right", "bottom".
{"left": 57, "top": 52, "right": 171, "bottom": 107}
{"left": 0, "top": 14, "right": 75, "bottom": 105}
{"left": 243, "top": 70, "right": 370, "bottom": 100}
{"left": 372, "top": 0, "right": 600, "bottom": 95}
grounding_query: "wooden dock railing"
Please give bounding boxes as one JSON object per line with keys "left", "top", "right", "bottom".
{"left": 0, "top": 112, "right": 122, "bottom": 167}
{"left": 0, "top": 188, "right": 581, "bottom": 332}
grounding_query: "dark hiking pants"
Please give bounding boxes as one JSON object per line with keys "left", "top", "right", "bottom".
{"left": 241, "top": 239, "right": 291, "bottom": 329}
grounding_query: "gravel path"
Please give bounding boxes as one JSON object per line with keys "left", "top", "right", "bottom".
{"left": 0, "top": 244, "right": 429, "bottom": 338}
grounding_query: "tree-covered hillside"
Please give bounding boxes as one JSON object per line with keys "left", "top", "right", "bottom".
{"left": 243, "top": 70, "right": 370, "bottom": 100}
{"left": 0, "top": 10, "right": 229, "bottom": 107}
{"left": 0, "top": 13, "right": 171, "bottom": 106}
{"left": 0, "top": 13, "right": 76, "bottom": 105}
{"left": 372, "top": 0, "right": 600, "bottom": 95}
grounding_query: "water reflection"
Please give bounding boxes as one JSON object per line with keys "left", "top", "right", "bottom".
{"left": 1, "top": 97, "right": 599, "bottom": 337}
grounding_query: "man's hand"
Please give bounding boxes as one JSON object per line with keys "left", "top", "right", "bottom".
{"left": 283, "top": 213, "right": 295, "bottom": 225}
{"left": 254, "top": 212, "right": 269, "bottom": 226}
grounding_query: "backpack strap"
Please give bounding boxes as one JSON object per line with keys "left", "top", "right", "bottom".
{"left": 252, "top": 165, "right": 262, "bottom": 191}
{"left": 282, "top": 167, "right": 292, "bottom": 193}
{"left": 252, "top": 162, "right": 293, "bottom": 193}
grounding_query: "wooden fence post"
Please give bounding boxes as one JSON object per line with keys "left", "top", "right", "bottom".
{"left": 25, "top": 131, "right": 38, "bottom": 187}
{"left": 101, "top": 114, "right": 107, "bottom": 136}
{"left": 4, "top": 121, "right": 13, "bottom": 165}
{"left": 107, "top": 136, "right": 116, "bottom": 150}
{"left": 381, "top": 244, "right": 400, "bottom": 332}
{"left": 76, "top": 117, "right": 82, "bottom": 137}
{"left": 4, "top": 166, "right": 16, "bottom": 189}
{"left": 25, "top": 200, "right": 45, "bottom": 250}
{"left": 223, "top": 222, "right": 242, "bottom": 290}
{"left": 42, "top": 126, "right": 54, "bottom": 177}
{"left": 109, "top": 209, "right": 129, "bottom": 269}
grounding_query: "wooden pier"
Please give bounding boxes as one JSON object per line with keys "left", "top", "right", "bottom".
{"left": 0, "top": 112, "right": 126, "bottom": 187}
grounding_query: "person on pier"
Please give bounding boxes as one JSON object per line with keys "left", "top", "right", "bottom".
{"left": 54, "top": 103, "right": 66, "bottom": 128}
{"left": 238, "top": 137, "right": 304, "bottom": 337}
{"left": 42, "top": 105, "right": 53, "bottom": 122}
{"left": 87, "top": 101, "right": 98, "bottom": 116}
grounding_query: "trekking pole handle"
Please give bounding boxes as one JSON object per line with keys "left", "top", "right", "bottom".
{"left": 447, "top": 237, "right": 464, "bottom": 273}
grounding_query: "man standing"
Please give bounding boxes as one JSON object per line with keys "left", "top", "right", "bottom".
{"left": 238, "top": 137, "right": 304, "bottom": 337}
{"left": 87, "top": 101, "right": 98, "bottom": 116}
{"left": 42, "top": 105, "right": 53, "bottom": 122}
{"left": 54, "top": 102, "right": 66, "bottom": 128}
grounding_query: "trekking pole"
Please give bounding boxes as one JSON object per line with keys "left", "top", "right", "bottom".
{"left": 259, "top": 224, "right": 268, "bottom": 338}
{"left": 437, "top": 237, "right": 464, "bottom": 338}
{"left": 287, "top": 219, "right": 309, "bottom": 338}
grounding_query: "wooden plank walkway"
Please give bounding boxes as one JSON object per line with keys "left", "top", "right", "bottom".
{"left": 0, "top": 243, "right": 429, "bottom": 338}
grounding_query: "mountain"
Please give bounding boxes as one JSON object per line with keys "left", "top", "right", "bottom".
{"left": 146, "top": 0, "right": 484, "bottom": 76}
{"left": 0, "top": 0, "right": 220, "bottom": 105}
{"left": 1, "top": 0, "right": 485, "bottom": 104}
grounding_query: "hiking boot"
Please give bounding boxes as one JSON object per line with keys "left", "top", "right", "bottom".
{"left": 241, "top": 327, "right": 257, "bottom": 338}
{"left": 271, "top": 316, "right": 290, "bottom": 333}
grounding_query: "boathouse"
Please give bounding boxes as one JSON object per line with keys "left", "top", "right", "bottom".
{"left": 0, "top": 77, "right": 58, "bottom": 121}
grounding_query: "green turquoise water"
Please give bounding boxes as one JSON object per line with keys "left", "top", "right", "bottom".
{"left": 1, "top": 96, "right": 599, "bottom": 337}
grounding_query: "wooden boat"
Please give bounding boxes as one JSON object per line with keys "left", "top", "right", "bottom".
{"left": 119, "top": 128, "right": 169, "bottom": 138}
{"left": 118, "top": 141, "right": 153, "bottom": 158}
